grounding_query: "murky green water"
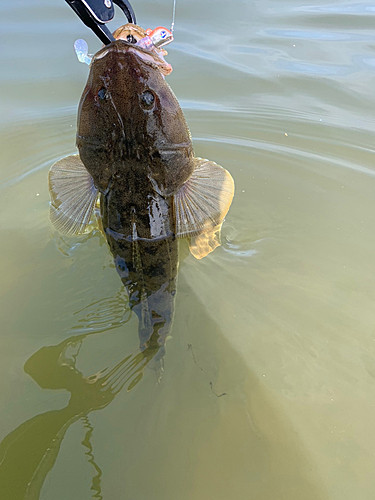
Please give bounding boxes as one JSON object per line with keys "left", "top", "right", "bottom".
{"left": 1, "top": 0, "right": 375, "bottom": 498}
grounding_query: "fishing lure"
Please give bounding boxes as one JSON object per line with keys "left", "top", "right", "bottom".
{"left": 67, "top": 0, "right": 175, "bottom": 44}
{"left": 137, "top": 27, "right": 174, "bottom": 49}
{"left": 74, "top": 38, "right": 92, "bottom": 65}
{"left": 70, "top": 0, "right": 174, "bottom": 66}
{"left": 74, "top": 26, "right": 174, "bottom": 66}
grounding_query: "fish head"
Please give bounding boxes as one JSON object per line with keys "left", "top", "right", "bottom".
{"left": 77, "top": 40, "right": 194, "bottom": 196}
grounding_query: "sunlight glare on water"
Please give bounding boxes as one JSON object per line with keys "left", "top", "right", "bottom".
{"left": 1, "top": 0, "right": 375, "bottom": 499}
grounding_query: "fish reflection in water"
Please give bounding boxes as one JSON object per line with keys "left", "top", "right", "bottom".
{"left": 0, "top": 293, "right": 160, "bottom": 500}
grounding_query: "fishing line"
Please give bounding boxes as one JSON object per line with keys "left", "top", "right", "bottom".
{"left": 171, "top": 0, "right": 177, "bottom": 35}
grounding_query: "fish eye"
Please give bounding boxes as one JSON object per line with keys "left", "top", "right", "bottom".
{"left": 140, "top": 90, "right": 155, "bottom": 109}
{"left": 97, "top": 87, "right": 108, "bottom": 100}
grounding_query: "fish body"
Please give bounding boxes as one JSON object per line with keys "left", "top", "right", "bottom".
{"left": 48, "top": 35, "right": 234, "bottom": 352}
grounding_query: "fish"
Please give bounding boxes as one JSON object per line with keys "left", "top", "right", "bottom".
{"left": 48, "top": 32, "right": 234, "bottom": 355}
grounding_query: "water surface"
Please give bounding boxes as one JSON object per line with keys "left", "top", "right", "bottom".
{"left": 1, "top": 1, "right": 375, "bottom": 499}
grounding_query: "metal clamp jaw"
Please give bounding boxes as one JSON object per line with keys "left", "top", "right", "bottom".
{"left": 65, "top": 0, "right": 136, "bottom": 45}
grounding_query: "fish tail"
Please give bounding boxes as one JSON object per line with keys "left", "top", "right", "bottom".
{"left": 135, "top": 285, "right": 175, "bottom": 353}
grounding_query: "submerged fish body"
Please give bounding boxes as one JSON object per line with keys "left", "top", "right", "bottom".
{"left": 49, "top": 38, "right": 234, "bottom": 352}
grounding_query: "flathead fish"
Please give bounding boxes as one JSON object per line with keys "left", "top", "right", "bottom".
{"left": 48, "top": 32, "right": 234, "bottom": 353}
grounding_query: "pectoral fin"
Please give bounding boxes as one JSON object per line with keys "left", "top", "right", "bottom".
{"left": 174, "top": 158, "right": 234, "bottom": 259}
{"left": 48, "top": 155, "right": 99, "bottom": 235}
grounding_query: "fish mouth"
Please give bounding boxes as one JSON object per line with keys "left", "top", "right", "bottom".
{"left": 92, "top": 40, "right": 172, "bottom": 76}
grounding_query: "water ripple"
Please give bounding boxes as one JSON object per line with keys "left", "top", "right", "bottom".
{"left": 263, "top": 28, "right": 375, "bottom": 42}
{"left": 296, "top": 3, "right": 375, "bottom": 15}
{"left": 195, "top": 134, "right": 375, "bottom": 179}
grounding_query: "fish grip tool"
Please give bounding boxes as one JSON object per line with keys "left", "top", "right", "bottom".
{"left": 65, "top": 0, "right": 136, "bottom": 45}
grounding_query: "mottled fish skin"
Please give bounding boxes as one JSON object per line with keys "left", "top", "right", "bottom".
{"left": 76, "top": 40, "right": 194, "bottom": 349}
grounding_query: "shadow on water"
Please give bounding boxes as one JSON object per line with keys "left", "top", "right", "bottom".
{"left": 171, "top": 271, "right": 327, "bottom": 500}
{"left": 0, "top": 260, "right": 327, "bottom": 499}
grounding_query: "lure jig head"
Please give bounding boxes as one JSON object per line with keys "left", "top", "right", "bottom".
{"left": 137, "top": 27, "right": 174, "bottom": 50}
